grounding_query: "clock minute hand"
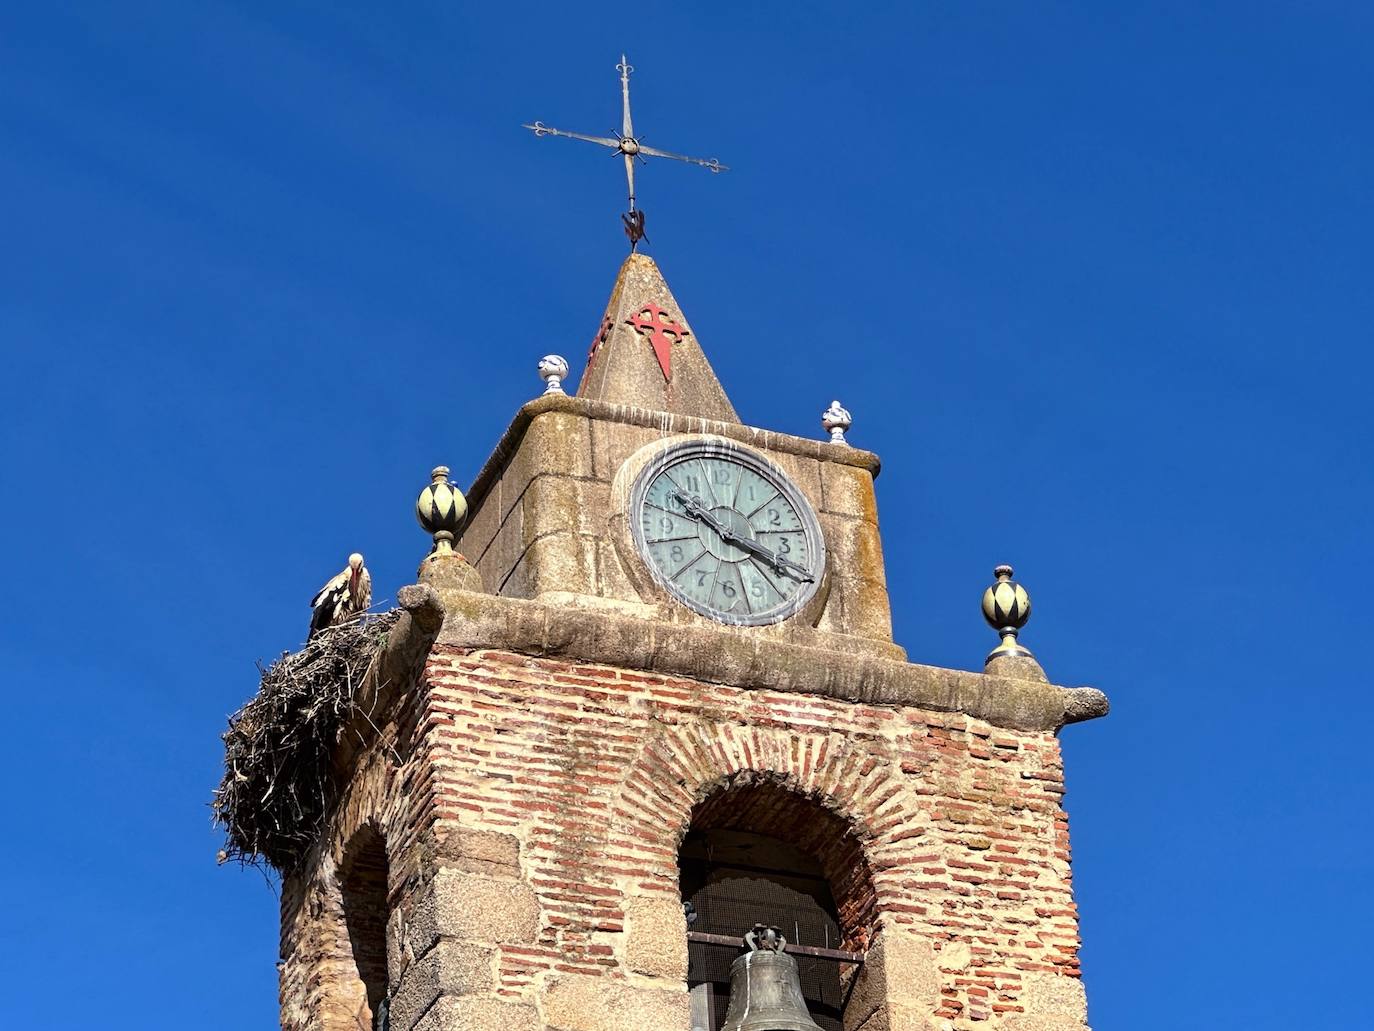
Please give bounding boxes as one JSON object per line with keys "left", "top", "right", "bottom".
{"left": 731, "top": 535, "right": 815, "bottom": 583}
{"left": 671, "top": 490, "right": 814, "bottom": 584}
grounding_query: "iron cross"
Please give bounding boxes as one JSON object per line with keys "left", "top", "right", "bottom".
{"left": 524, "top": 55, "right": 728, "bottom": 249}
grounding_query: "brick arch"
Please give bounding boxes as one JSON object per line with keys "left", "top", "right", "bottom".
{"left": 614, "top": 720, "right": 921, "bottom": 939}
{"left": 688, "top": 772, "right": 876, "bottom": 952}
{"left": 339, "top": 823, "right": 390, "bottom": 1024}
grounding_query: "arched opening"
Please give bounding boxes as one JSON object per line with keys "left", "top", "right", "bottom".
{"left": 679, "top": 776, "right": 877, "bottom": 1031}
{"left": 340, "top": 826, "right": 391, "bottom": 1031}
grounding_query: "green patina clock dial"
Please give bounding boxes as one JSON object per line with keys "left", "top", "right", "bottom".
{"left": 631, "top": 442, "right": 826, "bottom": 625}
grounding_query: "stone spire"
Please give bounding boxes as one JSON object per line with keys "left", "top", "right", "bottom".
{"left": 576, "top": 253, "right": 739, "bottom": 423}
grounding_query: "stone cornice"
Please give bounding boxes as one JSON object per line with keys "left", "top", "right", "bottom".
{"left": 432, "top": 587, "right": 1108, "bottom": 734}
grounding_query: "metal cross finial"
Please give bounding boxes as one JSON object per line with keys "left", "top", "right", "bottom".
{"left": 523, "top": 55, "right": 728, "bottom": 251}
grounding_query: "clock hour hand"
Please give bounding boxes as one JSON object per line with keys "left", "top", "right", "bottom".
{"left": 669, "top": 490, "right": 731, "bottom": 538}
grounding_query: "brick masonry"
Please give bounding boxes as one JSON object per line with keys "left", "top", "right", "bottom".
{"left": 279, "top": 640, "right": 1091, "bottom": 1030}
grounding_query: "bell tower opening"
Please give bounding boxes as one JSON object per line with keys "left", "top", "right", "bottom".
{"left": 339, "top": 826, "right": 390, "bottom": 1030}
{"left": 679, "top": 777, "right": 877, "bottom": 1031}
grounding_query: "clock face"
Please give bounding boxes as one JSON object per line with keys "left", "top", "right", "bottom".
{"left": 630, "top": 442, "right": 826, "bottom": 625}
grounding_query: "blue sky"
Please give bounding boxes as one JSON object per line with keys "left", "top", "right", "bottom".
{"left": 1, "top": 3, "right": 1370, "bottom": 1027}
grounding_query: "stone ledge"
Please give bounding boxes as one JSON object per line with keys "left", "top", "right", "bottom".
{"left": 434, "top": 588, "right": 1108, "bottom": 733}
{"left": 464, "top": 394, "right": 882, "bottom": 518}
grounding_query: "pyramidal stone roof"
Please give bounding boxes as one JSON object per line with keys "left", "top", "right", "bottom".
{"left": 575, "top": 252, "right": 739, "bottom": 423}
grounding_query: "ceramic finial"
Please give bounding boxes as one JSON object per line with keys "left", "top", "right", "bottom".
{"left": 539, "top": 354, "right": 570, "bottom": 396}
{"left": 821, "top": 400, "right": 852, "bottom": 444}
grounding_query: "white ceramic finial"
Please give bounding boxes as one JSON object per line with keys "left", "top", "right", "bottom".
{"left": 538, "top": 354, "right": 570, "bottom": 396}
{"left": 821, "top": 400, "right": 852, "bottom": 444}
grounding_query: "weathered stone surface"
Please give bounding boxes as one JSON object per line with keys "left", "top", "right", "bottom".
{"left": 542, "top": 974, "right": 690, "bottom": 1031}
{"left": 985, "top": 651, "right": 1050, "bottom": 684}
{"left": 386, "top": 940, "right": 495, "bottom": 1027}
{"left": 522, "top": 474, "right": 612, "bottom": 541}
{"left": 407, "top": 870, "right": 540, "bottom": 955}
{"left": 844, "top": 929, "right": 941, "bottom": 1029}
{"left": 1003, "top": 1019, "right": 1092, "bottom": 1031}
{"left": 436, "top": 588, "right": 1105, "bottom": 732}
{"left": 433, "top": 827, "right": 522, "bottom": 871}
{"left": 1007, "top": 971, "right": 1091, "bottom": 1030}
{"left": 410, "top": 996, "right": 541, "bottom": 1031}
{"left": 820, "top": 460, "right": 880, "bottom": 523}
{"left": 851, "top": 1005, "right": 942, "bottom": 1031}
{"left": 518, "top": 410, "right": 597, "bottom": 483}
{"left": 624, "top": 896, "right": 689, "bottom": 980}
{"left": 418, "top": 551, "right": 485, "bottom": 595}
{"left": 520, "top": 530, "right": 599, "bottom": 600}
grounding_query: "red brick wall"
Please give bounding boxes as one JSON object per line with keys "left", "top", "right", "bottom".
{"left": 421, "top": 646, "right": 1083, "bottom": 1026}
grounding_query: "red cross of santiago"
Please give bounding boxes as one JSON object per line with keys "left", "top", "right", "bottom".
{"left": 588, "top": 315, "right": 612, "bottom": 361}
{"left": 626, "top": 303, "right": 688, "bottom": 381}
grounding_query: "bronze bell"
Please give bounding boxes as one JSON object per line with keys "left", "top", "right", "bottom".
{"left": 721, "top": 925, "right": 826, "bottom": 1031}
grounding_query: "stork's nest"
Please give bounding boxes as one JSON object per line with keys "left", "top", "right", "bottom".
{"left": 213, "top": 610, "right": 401, "bottom": 871}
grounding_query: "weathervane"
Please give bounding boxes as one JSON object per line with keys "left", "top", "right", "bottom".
{"left": 524, "top": 55, "right": 728, "bottom": 250}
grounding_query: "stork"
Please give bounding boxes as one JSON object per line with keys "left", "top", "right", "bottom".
{"left": 308, "top": 552, "right": 372, "bottom": 639}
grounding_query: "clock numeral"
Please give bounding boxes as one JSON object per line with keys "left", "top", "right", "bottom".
{"left": 670, "top": 544, "right": 684, "bottom": 562}
{"left": 660, "top": 516, "right": 674, "bottom": 533}
{"left": 768, "top": 508, "right": 782, "bottom": 527}
{"left": 696, "top": 569, "right": 709, "bottom": 588}
{"left": 779, "top": 537, "right": 791, "bottom": 555}
{"left": 684, "top": 473, "right": 700, "bottom": 493}
{"left": 720, "top": 579, "right": 736, "bottom": 599}
{"left": 713, "top": 467, "right": 731, "bottom": 485}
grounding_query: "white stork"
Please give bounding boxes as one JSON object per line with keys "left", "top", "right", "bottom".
{"left": 308, "top": 552, "right": 372, "bottom": 639}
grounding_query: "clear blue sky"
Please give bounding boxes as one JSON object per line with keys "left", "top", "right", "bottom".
{"left": 2, "top": 3, "right": 1370, "bottom": 1027}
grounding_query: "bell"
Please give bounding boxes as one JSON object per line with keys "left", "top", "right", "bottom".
{"left": 721, "top": 925, "right": 826, "bottom": 1031}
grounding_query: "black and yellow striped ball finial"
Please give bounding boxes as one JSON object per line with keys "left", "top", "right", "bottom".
{"left": 982, "top": 564, "right": 1034, "bottom": 663}
{"left": 416, "top": 466, "right": 468, "bottom": 556}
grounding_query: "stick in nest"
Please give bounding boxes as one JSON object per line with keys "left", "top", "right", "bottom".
{"left": 212, "top": 609, "right": 402, "bottom": 871}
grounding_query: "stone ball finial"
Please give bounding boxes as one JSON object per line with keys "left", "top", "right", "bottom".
{"left": 416, "top": 465, "right": 468, "bottom": 556}
{"left": 821, "top": 400, "right": 852, "bottom": 444}
{"left": 539, "top": 354, "right": 570, "bottom": 396}
{"left": 982, "top": 564, "right": 1034, "bottom": 663}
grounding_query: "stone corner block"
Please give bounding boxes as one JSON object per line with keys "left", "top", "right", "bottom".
{"left": 410, "top": 870, "right": 541, "bottom": 952}
{"left": 542, "top": 974, "right": 689, "bottom": 1031}
{"left": 387, "top": 941, "right": 496, "bottom": 1028}
{"left": 844, "top": 928, "right": 940, "bottom": 1028}
{"left": 412, "top": 996, "right": 541, "bottom": 1031}
{"left": 1012, "top": 970, "right": 1089, "bottom": 1027}
{"left": 434, "top": 827, "right": 524, "bottom": 874}
{"left": 624, "top": 896, "right": 689, "bottom": 981}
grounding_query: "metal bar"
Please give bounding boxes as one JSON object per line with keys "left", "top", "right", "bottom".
{"left": 686, "top": 930, "right": 865, "bottom": 965}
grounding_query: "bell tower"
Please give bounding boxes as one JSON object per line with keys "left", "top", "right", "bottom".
{"left": 219, "top": 54, "right": 1109, "bottom": 1031}
{"left": 225, "top": 241, "right": 1109, "bottom": 1031}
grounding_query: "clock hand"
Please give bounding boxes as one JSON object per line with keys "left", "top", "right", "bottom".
{"left": 671, "top": 491, "right": 813, "bottom": 584}
{"left": 670, "top": 490, "right": 731, "bottom": 538}
{"left": 730, "top": 535, "right": 815, "bottom": 584}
